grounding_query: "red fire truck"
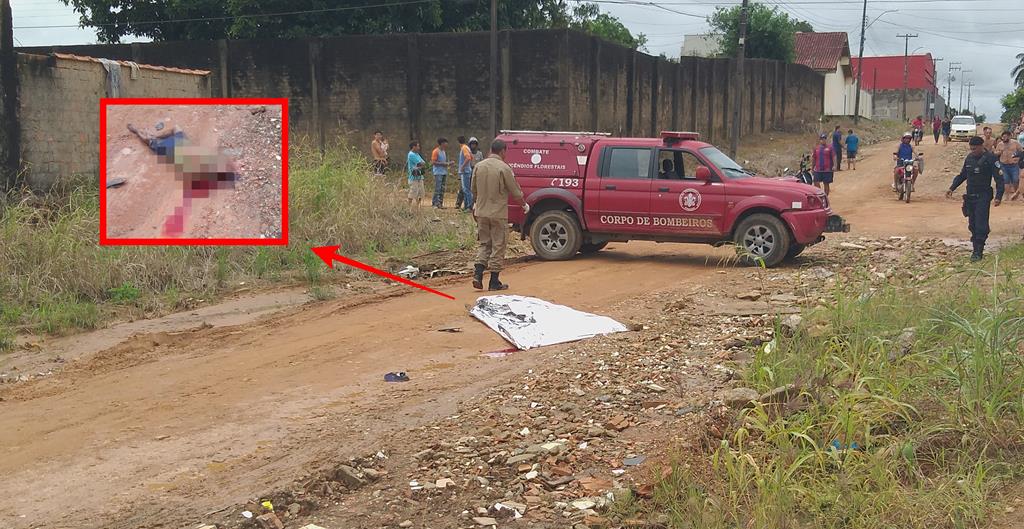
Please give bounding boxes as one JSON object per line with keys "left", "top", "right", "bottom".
{"left": 498, "top": 130, "right": 849, "bottom": 267}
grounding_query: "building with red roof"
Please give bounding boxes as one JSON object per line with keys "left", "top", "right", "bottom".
{"left": 794, "top": 32, "right": 870, "bottom": 118}
{"left": 851, "top": 54, "right": 945, "bottom": 120}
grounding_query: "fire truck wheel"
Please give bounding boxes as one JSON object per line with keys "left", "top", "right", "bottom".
{"left": 530, "top": 210, "right": 582, "bottom": 260}
{"left": 784, "top": 243, "right": 805, "bottom": 261}
{"left": 579, "top": 241, "right": 609, "bottom": 254}
{"left": 733, "top": 213, "right": 791, "bottom": 268}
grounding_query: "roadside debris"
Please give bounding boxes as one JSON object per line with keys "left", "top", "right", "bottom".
{"left": 437, "top": 326, "right": 462, "bottom": 333}
{"left": 383, "top": 371, "right": 410, "bottom": 382}
{"left": 469, "top": 295, "right": 630, "bottom": 349}
{"left": 397, "top": 265, "right": 420, "bottom": 279}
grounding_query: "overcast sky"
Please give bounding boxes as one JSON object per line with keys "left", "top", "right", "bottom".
{"left": 11, "top": 0, "right": 1023, "bottom": 118}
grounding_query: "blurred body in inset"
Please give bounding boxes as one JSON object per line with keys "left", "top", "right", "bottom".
{"left": 128, "top": 122, "right": 239, "bottom": 237}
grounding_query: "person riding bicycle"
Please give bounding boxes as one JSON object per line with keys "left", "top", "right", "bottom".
{"left": 893, "top": 132, "right": 917, "bottom": 192}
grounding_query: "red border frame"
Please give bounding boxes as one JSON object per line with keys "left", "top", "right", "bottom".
{"left": 99, "top": 97, "right": 289, "bottom": 246}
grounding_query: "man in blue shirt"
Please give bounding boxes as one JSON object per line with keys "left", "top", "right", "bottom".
{"left": 431, "top": 138, "right": 454, "bottom": 208}
{"left": 892, "top": 133, "right": 916, "bottom": 192}
{"left": 844, "top": 129, "right": 859, "bottom": 171}
{"left": 406, "top": 141, "right": 426, "bottom": 206}
{"left": 831, "top": 126, "right": 843, "bottom": 171}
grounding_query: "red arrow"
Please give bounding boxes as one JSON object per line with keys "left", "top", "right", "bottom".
{"left": 310, "top": 245, "right": 455, "bottom": 300}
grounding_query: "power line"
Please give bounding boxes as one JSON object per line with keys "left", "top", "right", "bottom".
{"left": 579, "top": 0, "right": 704, "bottom": 18}
{"left": 13, "top": 0, "right": 434, "bottom": 29}
{"left": 875, "top": 18, "right": 1024, "bottom": 49}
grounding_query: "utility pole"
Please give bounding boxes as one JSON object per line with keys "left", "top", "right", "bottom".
{"left": 930, "top": 57, "right": 942, "bottom": 119}
{"left": 966, "top": 81, "right": 975, "bottom": 115}
{"left": 897, "top": 33, "right": 917, "bottom": 121}
{"left": 852, "top": 0, "right": 868, "bottom": 123}
{"left": 947, "top": 62, "right": 960, "bottom": 117}
{"left": 489, "top": 0, "right": 497, "bottom": 138}
{"left": 959, "top": 69, "right": 972, "bottom": 114}
{"left": 729, "top": 0, "right": 749, "bottom": 158}
{"left": 0, "top": 0, "right": 17, "bottom": 191}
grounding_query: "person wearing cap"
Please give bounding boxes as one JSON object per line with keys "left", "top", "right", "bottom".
{"left": 811, "top": 133, "right": 834, "bottom": 197}
{"left": 455, "top": 136, "right": 475, "bottom": 212}
{"left": 892, "top": 132, "right": 915, "bottom": 192}
{"left": 471, "top": 139, "right": 528, "bottom": 290}
{"left": 946, "top": 135, "right": 1003, "bottom": 261}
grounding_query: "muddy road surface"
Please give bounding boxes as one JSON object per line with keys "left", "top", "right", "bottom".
{"left": 3, "top": 131, "right": 1021, "bottom": 528}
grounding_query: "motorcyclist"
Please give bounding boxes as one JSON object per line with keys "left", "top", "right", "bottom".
{"left": 893, "top": 132, "right": 916, "bottom": 192}
{"left": 911, "top": 115, "right": 924, "bottom": 145}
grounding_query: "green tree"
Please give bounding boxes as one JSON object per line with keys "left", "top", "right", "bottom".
{"left": 1013, "top": 52, "right": 1024, "bottom": 89}
{"left": 707, "top": 3, "right": 813, "bottom": 61}
{"left": 60, "top": 0, "right": 644, "bottom": 49}
{"left": 568, "top": 3, "right": 647, "bottom": 51}
{"left": 1001, "top": 87, "right": 1024, "bottom": 127}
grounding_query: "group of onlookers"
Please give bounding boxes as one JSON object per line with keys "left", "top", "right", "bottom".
{"left": 372, "top": 132, "right": 485, "bottom": 210}
{"left": 374, "top": 131, "right": 527, "bottom": 290}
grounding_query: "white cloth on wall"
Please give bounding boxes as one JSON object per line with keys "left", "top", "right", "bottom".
{"left": 97, "top": 58, "right": 123, "bottom": 97}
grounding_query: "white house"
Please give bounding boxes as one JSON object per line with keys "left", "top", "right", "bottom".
{"left": 794, "top": 32, "right": 872, "bottom": 118}
{"left": 680, "top": 34, "right": 722, "bottom": 58}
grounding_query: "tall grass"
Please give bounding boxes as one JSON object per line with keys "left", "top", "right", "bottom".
{"left": 0, "top": 145, "right": 474, "bottom": 342}
{"left": 642, "top": 250, "right": 1024, "bottom": 529}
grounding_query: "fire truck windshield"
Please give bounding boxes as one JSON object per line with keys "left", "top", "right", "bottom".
{"left": 699, "top": 147, "right": 752, "bottom": 179}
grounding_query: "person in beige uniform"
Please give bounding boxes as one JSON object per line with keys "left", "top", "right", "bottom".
{"left": 471, "top": 139, "right": 529, "bottom": 290}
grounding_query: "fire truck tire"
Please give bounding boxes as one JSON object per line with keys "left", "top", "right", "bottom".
{"left": 784, "top": 243, "right": 805, "bottom": 261}
{"left": 529, "top": 210, "right": 583, "bottom": 261}
{"left": 733, "top": 214, "right": 791, "bottom": 268}
{"left": 579, "top": 241, "right": 609, "bottom": 254}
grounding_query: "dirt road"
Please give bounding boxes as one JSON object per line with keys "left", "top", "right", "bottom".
{"left": 2, "top": 130, "right": 1017, "bottom": 528}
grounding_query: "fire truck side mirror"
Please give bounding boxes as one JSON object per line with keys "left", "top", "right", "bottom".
{"left": 695, "top": 166, "right": 711, "bottom": 182}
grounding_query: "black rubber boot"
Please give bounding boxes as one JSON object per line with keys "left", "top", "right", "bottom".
{"left": 971, "top": 252, "right": 983, "bottom": 262}
{"left": 487, "top": 272, "right": 509, "bottom": 291}
{"left": 472, "top": 264, "right": 485, "bottom": 290}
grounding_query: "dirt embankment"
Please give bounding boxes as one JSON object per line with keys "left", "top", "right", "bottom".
{"left": 105, "top": 104, "right": 283, "bottom": 239}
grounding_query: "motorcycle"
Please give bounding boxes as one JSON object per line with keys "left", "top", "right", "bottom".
{"left": 782, "top": 154, "right": 813, "bottom": 185}
{"left": 896, "top": 157, "right": 916, "bottom": 203}
{"left": 912, "top": 127, "right": 923, "bottom": 146}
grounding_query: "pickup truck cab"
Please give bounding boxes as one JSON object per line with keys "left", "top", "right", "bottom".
{"left": 499, "top": 130, "right": 849, "bottom": 267}
{"left": 950, "top": 115, "right": 977, "bottom": 142}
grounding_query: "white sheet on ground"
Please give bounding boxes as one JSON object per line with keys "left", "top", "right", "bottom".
{"left": 469, "top": 295, "right": 630, "bottom": 350}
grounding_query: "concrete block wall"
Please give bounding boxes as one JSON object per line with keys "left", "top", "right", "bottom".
{"left": 16, "top": 53, "right": 210, "bottom": 188}
{"left": 20, "top": 29, "right": 824, "bottom": 165}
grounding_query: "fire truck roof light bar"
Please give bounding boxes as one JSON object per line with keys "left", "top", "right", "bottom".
{"left": 499, "top": 130, "right": 612, "bottom": 136}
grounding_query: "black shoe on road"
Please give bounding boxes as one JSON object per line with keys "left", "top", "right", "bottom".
{"left": 488, "top": 282, "right": 509, "bottom": 291}
{"left": 971, "top": 252, "right": 983, "bottom": 262}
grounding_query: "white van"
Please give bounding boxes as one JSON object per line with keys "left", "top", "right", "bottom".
{"left": 950, "top": 115, "right": 977, "bottom": 142}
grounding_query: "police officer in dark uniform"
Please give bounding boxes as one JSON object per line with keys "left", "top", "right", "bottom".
{"left": 946, "top": 135, "right": 1004, "bottom": 261}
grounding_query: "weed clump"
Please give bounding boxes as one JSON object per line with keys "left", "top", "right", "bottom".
{"left": 642, "top": 253, "right": 1024, "bottom": 529}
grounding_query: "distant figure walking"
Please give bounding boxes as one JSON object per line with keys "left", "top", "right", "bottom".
{"left": 845, "top": 129, "right": 859, "bottom": 171}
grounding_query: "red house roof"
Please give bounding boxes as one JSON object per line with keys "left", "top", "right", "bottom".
{"left": 851, "top": 55, "right": 937, "bottom": 92}
{"left": 794, "top": 32, "right": 851, "bottom": 73}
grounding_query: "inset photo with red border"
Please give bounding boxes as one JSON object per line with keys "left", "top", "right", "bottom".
{"left": 100, "top": 98, "right": 288, "bottom": 245}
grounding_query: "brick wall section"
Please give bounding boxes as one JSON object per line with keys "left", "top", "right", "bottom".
{"left": 20, "top": 30, "right": 824, "bottom": 162}
{"left": 17, "top": 53, "right": 210, "bottom": 189}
